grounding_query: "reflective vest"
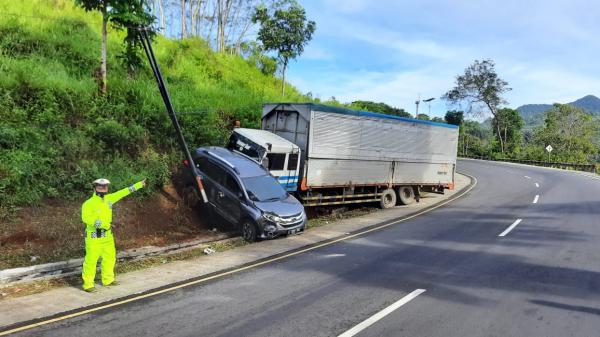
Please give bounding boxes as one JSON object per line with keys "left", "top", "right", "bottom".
{"left": 81, "top": 181, "right": 144, "bottom": 233}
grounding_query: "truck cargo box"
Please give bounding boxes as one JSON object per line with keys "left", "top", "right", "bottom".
{"left": 262, "top": 103, "right": 458, "bottom": 189}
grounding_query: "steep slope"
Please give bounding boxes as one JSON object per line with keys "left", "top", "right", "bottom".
{"left": 0, "top": 0, "right": 307, "bottom": 211}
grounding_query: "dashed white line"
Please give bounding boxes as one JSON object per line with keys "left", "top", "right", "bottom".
{"left": 533, "top": 195, "right": 539, "bottom": 204}
{"left": 337, "top": 289, "right": 426, "bottom": 337}
{"left": 499, "top": 219, "right": 523, "bottom": 237}
{"left": 524, "top": 175, "right": 531, "bottom": 179}
{"left": 535, "top": 183, "right": 539, "bottom": 188}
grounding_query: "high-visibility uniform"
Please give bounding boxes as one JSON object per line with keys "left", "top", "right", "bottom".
{"left": 81, "top": 181, "right": 144, "bottom": 290}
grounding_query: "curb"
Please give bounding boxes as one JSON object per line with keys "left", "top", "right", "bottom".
{"left": 0, "top": 233, "right": 236, "bottom": 286}
{"left": 0, "top": 173, "right": 476, "bottom": 335}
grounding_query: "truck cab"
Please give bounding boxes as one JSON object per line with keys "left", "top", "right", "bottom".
{"left": 228, "top": 128, "right": 301, "bottom": 192}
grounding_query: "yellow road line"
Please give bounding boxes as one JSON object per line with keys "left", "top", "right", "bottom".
{"left": 0, "top": 174, "right": 477, "bottom": 336}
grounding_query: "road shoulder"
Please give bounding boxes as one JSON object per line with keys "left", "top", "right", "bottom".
{"left": 0, "top": 173, "right": 475, "bottom": 333}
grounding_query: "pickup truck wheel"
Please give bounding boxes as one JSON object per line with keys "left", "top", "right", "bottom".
{"left": 241, "top": 221, "right": 258, "bottom": 242}
{"left": 397, "top": 186, "right": 415, "bottom": 205}
{"left": 379, "top": 188, "right": 397, "bottom": 209}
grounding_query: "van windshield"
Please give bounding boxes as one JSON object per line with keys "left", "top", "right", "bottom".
{"left": 242, "top": 175, "right": 287, "bottom": 202}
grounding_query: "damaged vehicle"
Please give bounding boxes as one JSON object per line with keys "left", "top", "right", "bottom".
{"left": 184, "top": 147, "right": 306, "bottom": 241}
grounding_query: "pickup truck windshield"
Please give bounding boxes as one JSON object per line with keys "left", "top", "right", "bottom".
{"left": 242, "top": 175, "right": 287, "bottom": 202}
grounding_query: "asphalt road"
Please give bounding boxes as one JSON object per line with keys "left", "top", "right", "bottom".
{"left": 12, "top": 160, "right": 600, "bottom": 337}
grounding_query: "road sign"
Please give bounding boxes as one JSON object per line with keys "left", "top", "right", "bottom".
{"left": 546, "top": 145, "right": 553, "bottom": 153}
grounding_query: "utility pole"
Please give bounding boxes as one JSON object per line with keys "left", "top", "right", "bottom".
{"left": 423, "top": 97, "right": 435, "bottom": 116}
{"left": 414, "top": 94, "right": 420, "bottom": 118}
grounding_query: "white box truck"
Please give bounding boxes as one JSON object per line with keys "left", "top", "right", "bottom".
{"left": 229, "top": 103, "right": 459, "bottom": 208}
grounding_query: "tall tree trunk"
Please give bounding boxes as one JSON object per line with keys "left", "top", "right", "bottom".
{"left": 503, "top": 127, "right": 507, "bottom": 153}
{"left": 495, "top": 122, "right": 504, "bottom": 154}
{"left": 181, "top": 0, "right": 187, "bottom": 39}
{"left": 100, "top": 5, "right": 108, "bottom": 95}
{"left": 217, "top": 0, "right": 223, "bottom": 51}
{"left": 281, "top": 60, "right": 287, "bottom": 97}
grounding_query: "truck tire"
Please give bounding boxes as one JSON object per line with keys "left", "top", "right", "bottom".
{"left": 379, "top": 188, "right": 397, "bottom": 209}
{"left": 241, "top": 220, "right": 258, "bottom": 242}
{"left": 397, "top": 186, "right": 415, "bottom": 205}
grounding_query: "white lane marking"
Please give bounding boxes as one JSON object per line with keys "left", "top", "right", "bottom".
{"left": 499, "top": 219, "right": 523, "bottom": 237}
{"left": 337, "top": 289, "right": 426, "bottom": 337}
{"left": 535, "top": 183, "right": 539, "bottom": 188}
{"left": 524, "top": 175, "right": 531, "bottom": 179}
{"left": 533, "top": 195, "right": 539, "bottom": 204}
{"left": 323, "top": 253, "right": 346, "bottom": 258}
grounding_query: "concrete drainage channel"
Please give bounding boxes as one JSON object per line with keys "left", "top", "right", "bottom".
{"left": 0, "top": 233, "right": 237, "bottom": 285}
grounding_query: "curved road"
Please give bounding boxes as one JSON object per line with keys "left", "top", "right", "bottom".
{"left": 11, "top": 160, "right": 600, "bottom": 337}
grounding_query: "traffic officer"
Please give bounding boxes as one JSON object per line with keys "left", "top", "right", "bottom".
{"left": 81, "top": 177, "right": 146, "bottom": 292}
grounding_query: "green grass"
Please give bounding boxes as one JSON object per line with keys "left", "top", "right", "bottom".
{"left": 0, "top": 0, "right": 308, "bottom": 215}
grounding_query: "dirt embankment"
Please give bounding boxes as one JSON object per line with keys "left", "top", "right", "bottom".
{"left": 0, "top": 184, "right": 222, "bottom": 270}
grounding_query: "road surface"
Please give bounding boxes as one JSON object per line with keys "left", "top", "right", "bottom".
{"left": 10, "top": 160, "right": 600, "bottom": 337}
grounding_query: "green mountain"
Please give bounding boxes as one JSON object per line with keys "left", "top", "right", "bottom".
{"left": 517, "top": 95, "right": 600, "bottom": 130}
{"left": 0, "top": 0, "right": 307, "bottom": 211}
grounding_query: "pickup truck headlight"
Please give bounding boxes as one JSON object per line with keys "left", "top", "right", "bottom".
{"left": 262, "top": 212, "right": 281, "bottom": 223}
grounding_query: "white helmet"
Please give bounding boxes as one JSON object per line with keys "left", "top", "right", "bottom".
{"left": 93, "top": 178, "right": 111, "bottom": 186}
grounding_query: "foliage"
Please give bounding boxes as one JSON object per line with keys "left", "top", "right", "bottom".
{"left": 75, "top": 0, "right": 157, "bottom": 78}
{"left": 241, "top": 41, "right": 277, "bottom": 76}
{"left": 443, "top": 59, "right": 512, "bottom": 153}
{"left": 416, "top": 113, "right": 430, "bottom": 121}
{"left": 443, "top": 59, "right": 511, "bottom": 116}
{"left": 350, "top": 100, "right": 411, "bottom": 117}
{"left": 253, "top": 0, "right": 316, "bottom": 96}
{"left": 110, "top": 0, "right": 157, "bottom": 75}
{"left": 491, "top": 108, "right": 524, "bottom": 153}
{"left": 531, "top": 104, "right": 598, "bottom": 163}
{"left": 458, "top": 120, "right": 494, "bottom": 157}
{"left": 0, "top": 0, "right": 307, "bottom": 210}
{"left": 444, "top": 110, "right": 464, "bottom": 126}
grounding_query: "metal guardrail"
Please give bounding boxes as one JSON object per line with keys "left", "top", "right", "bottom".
{"left": 460, "top": 156, "right": 597, "bottom": 173}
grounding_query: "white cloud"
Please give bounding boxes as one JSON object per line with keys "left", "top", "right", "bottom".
{"left": 302, "top": 45, "right": 335, "bottom": 61}
{"left": 292, "top": 0, "right": 600, "bottom": 117}
{"left": 322, "top": 0, "right": 369, "bottom": 14}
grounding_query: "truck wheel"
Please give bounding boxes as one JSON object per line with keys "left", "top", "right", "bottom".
{"left": 379, "top": 189, "right": 397, "bottom": 209}
{"left": 241, "top": 220, "right": 258, "bottom": 242}
{"left": 397, "top": 186, "right": 415, "bottom": 205}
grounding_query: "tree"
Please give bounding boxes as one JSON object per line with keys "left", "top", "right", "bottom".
{"left": 444, "top": 110, "right": 464, "bottom": 126}
{"left": 459, "top": 120, "right": 493, "bottom": 157}
{"left": 75, "top": 0, "right": 156, "bottom": 93}
{"left": 443, "top": 59, "right": 512, "bottom": 153}
{"left": 351, "top": 100, "right": 411, "bottom": 117}
{"left": 111, "top": 1, "right": 156, "bottom": 76}
{"left": 431, "top": 117, "right": 446, "bottom": 123}
{"left": 534, "top": 104, "right": 598, "bottom": 163}
{"left": 241, "top": 41, "right": 277, "bottom": 76}
{"left": 416, "top": 113, "right": 430, "bottom": 121}
{"left": 253, "top": 1, "right": 316, "bottom": 96}
{"left": 491, "top": 108, "right": 523, "bottom": 154}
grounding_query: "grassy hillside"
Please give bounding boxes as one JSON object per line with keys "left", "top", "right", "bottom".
{"left": 0, "top": 0, "right": 307, "bottom": 217}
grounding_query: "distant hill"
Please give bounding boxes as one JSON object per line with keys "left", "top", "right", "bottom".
{"left": 517, "top": 95, "right": 600, "bottom": 117}
{"left": 517, "top": 95, "right": 600, "bottom": 130}
{"left": 571, "top": 95, "right": 600, "bottom": 114}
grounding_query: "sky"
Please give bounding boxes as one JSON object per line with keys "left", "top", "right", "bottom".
{"left": 285, "top": 0, "right": 600, "bottom": 118}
